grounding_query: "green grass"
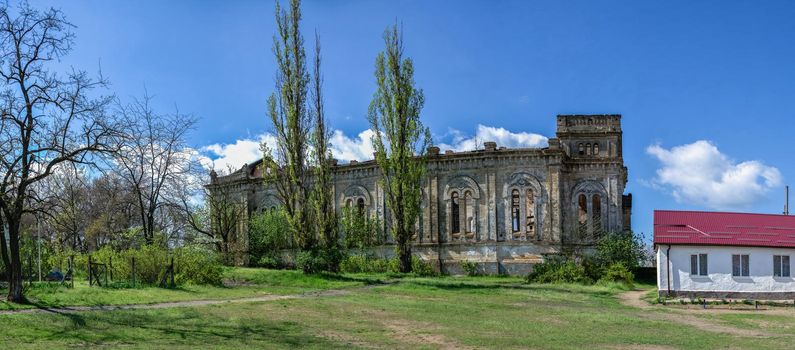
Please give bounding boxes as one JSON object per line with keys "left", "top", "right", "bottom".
{"left": 2, "top": 270, "right": 794, "bottom": 349}
{"left": 0, "top": 268, "right": 383, "bottom": 311}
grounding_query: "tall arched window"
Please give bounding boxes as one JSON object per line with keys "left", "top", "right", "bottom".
{"left": 356, "top": 198, "right": 365, "bottom": 215}
{"left": 346, "top": 198, "right": 353, "bottom": 208}
{"left": 592, "top": 194, "right": 602, "bottom": 234}
{"left": 525, "top": 189, "right": 535, "bottom": 236}
{"left": 511, "top": 189, "right": 520, "bottom": 232}
{"left": 578, "top": 143, "right": 585, "bottom": 155}
{"left": 578, "top": 194, "right": 588, "bottom": 227}
{"left": 464, "top": 191, "right": 474, "bottom": 234}
{"left": 593, "top": 143, "right": 600, "bottom": 156}
{"left": 585, "top": 143, "right": 592, "bottom": 156}
{"left": 451, "top": 191, "right": 460, "bottom": 234}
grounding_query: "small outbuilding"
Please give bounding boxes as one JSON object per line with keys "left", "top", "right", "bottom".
{"left": 655, "top": 210, "right": 795, "bottom": 299}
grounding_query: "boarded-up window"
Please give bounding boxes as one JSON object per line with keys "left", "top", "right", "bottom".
{"left": 525, "top": 189, "right": 535, "bottom": 235}
{"left": 451, "top": 192, "right": 460, "bottom": 234}
{"left": 511, "top": 189, "right": 520, "bottom": 232}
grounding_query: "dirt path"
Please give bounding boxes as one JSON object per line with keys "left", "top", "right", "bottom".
{"left": 0, "top": 287, "right": 362, "bottom": 316}
{"left": 618, "top": 290, "right": 773, "bottom": 337}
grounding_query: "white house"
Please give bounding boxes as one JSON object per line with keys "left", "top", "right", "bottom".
{"left": 655, "top": 210, "right": 795, "bottom": 299}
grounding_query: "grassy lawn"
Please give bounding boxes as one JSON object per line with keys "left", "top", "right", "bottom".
{"left": 0, "top": 268, "right": 384, "bottom": 311}
{"left": 2, "top": 270, "right": 793, "bottom": 349}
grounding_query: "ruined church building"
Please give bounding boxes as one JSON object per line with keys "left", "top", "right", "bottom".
{"left": 210, "top": 114, "right": 632, "bottom": 274}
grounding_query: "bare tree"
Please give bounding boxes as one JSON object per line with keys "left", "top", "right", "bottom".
{"left": 0, "top": 3, "right": 119, "bottom": 302}
{"left": 181, "top": 174, "right": 246, "bottom": 265}
{"left": 113, "top": 93, "right": 197, "bottom": 245}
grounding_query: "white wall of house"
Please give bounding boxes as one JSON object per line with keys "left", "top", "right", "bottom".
{"left": 657, "top": 245, "right": 795, "bottom": 294}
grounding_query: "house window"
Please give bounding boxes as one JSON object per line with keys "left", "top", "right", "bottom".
{"left": 774, "top": 255, "right": 790, "bottom": 277}
{"left": 511, "top": 189, "right": 520, "bottom": 232}
{"left": 451, "top": 191, "right": 460, "bottom": 234}
{"left": 732, "top": 254, "right": 750, "bottom": 277}
{"left": 690, "top": 254, "right": 708, "bottom": 276}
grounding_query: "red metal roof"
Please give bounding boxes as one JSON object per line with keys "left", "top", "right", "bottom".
{"left": 654, "top": 210, "right": 795, "bottom": 248}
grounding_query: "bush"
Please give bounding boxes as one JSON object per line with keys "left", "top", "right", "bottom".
{"left": 595, "top": 231, "right": 647, "bottom": 270}
{"left": 339, "top": 255, "right": 435, "bottom": 276}
{"left": 341, "top": 206, "right": 383, "bottom": 249}
{"left": 527, "top": 257, "right": 591, "bottom": 284}
{"left": 596, "top": 262, "right": 634, "bottom": 289}
{"left": 249, "top": 209, "right": 293, "bottom": 268}
{"left": 461, "top": 261, "right": 479, "bottom": 276}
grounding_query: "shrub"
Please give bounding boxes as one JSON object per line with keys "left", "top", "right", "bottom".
{"left": 249, "top": 209, "right": 293, "bottom": 268}
{"left": 595, "top": 231, "right": 648, "bottom": 270}
{"left": 461, "top": 261, "right": 479, "bottom": 276}
{"left": 341, "top": 206, "right": 383, "bottom": 249}
{"left": 339, "top": 255, "right": 435, "bottom": 276}
{"left": 527, "top": 257, "right": 591, "bottom": 284}
{"left": 596, "top": 262, "right": 635, "bottom": 289}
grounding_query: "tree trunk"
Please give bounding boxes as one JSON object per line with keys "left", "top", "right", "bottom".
{"left": 6, "top": 220, "right": 26, "bottom": 303}
{"left": 397, "top": 226, "right": 412, "bottom": 273}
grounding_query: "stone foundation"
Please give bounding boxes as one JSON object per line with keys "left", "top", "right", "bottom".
{"left": 659, "top": 290, "right": 795, "bottom": 300}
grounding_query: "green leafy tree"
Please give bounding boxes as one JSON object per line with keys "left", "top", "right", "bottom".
{"left": 367, "top": 24, "right": 432, "bottom": 273}
{"left": 308, "top": 33, "right": 342, "bottom": 271}
{"left": 261, "top": 0, "right": 314, "bottom": 254}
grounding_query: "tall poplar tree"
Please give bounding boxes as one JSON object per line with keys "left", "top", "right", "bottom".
{"left": 368, "top": 24, "right": 431, "bottom": 273}
{"left": 262, "top": 0, "right": 314, "bottom": 254}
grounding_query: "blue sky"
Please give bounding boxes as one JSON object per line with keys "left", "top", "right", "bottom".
{"left": 29, "top": 0, "right": 795, "bottom": 238}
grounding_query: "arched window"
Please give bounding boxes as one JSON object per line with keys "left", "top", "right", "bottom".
{"left": 578, "top": 194, "right": 588, "bottom": 227}
{"left": 451, "top": 191, "right": 460, "bottom": 234}
{"left": 593, "top": 143, "right": 600, "bottom": 156}
{"left": 346, "top": 198, "right": 353, "bottom": 208}
{"left": 356, "top": 198, "right": 365, "bottom": 215}
{"left": 592, "top": 194, "right": 602, "bottom": 234}
{"left": 578, "top": 143, "right": 585, "bottom": 155}
{"left": 585, "top": 143, "right": 592, "bottom": 156}
{"left": 511, "top": 189, "right": 520, "bottom": 232}
{"left": 464, "top": 191, "right": 474, "bottom": 234}
{"left": 525, "top": 189, "right": 535, "bottom": 236}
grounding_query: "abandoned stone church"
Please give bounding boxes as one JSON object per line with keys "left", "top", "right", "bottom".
{"left": 209, "top": 114, "right": 632, "bottom": 275}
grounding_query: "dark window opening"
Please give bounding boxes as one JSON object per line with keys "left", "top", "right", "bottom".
{"left": 451, "top": 191, "right": 460, "bottom": 234}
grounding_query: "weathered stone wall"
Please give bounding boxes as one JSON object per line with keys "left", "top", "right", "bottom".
{"left": 209, "top": 114, "right": 632, "bottom": 273}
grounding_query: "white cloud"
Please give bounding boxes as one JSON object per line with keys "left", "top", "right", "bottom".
{"left": 199, "top": 134, "right": 276, "bottom": 174}
{"left": 438, "top": 124, "right": 548, "bottom": 152}
{"left": 646, "top": 140, "right": 783, "bottom": 210}
{"left": 329, "top": 129, "right": 375, "bottom": 163}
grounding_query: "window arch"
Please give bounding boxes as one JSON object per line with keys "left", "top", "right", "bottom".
{"left": 451, "top": 191, "right": 460, "bottom": 234}
{"left": 578, "top": 194, "right": 588, "bottom": 227}
{"left": 585, "top": 143, "right": 592, "bottom": 156}
{"left": 593, "top": 143, "right": 600, "bottom": 156}
{"left": 578, "top": 143, "right": 585, "bottom": 155}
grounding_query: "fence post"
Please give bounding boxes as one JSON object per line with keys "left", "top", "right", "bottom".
{"left": 131, "top": 257, "right": 136, "bottom": 286}
{"left": 88, "top": 255, "right": 92, "bottom": 286}
{"left": 170, "top": 257, "right": 175, "bottom": 288}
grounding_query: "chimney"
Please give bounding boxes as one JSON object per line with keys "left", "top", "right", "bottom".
{"left": 786, "top": 185, "right": 790, "bottom": 215}
{"left": 484, "top": 141, "right": 497, "bottom": 151}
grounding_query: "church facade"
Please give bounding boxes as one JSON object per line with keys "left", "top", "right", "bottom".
{"left": 209, "top": 114, "right": 632, "bottom": 275}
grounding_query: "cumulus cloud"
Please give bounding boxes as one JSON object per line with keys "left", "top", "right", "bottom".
{"left": 646, "top": 140, "right": 783, "bottom": 210}
{"left": 437, "top": 124, "right": 548, "bottom": 152}
{"left": 199, "top": 134, "right": 276, "bottom": 174}
{"left": 329, "top": 129, "right": 375, "bottom": 163}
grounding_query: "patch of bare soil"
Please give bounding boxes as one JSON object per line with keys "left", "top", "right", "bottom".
{"left": 603, "top": 345, "right": 679, "bottom": 350}
{"left": 618, "top": 290, "right": 773, "bottom": 337}
{"left": 382, "top": 319, "right": 476, "bottom": 350}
